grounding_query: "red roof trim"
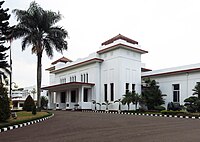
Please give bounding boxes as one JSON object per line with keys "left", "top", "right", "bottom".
{"left": 142, "top": 67, "right": 200, "bottom": 77}
{"left": 51, "top": 57, "right": 72, "bottom": 65}
{"left": 101, "top": 34, "right": 138, "bottom": 45}
{"left": 45, "top": 66, "right": 55, "bottom": 71}
{"left": 42, "top": 82, "right": 95, "bottom": 90}
{"left": 51, "top": 58, "right": 104, "bottom": 73}
{"left": 141, "top": 68, "right": 152, "bottom": 72}
{"left": 97, "top": 43, "right": 148, "bottom": 54}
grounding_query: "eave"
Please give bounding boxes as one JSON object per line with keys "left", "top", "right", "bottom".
{"left": 50, "top": 58, "right": 104, "bottom": 74}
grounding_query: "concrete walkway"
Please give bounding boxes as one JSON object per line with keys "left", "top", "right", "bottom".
{"left": 1, "top": 111, "right": 200, "bottom": 142}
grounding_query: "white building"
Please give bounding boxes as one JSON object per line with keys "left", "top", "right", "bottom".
{"left": 142, "top": 63, "right": 200, "bottom": 108}
{"left": 43, "top": 34, "right": 147, "bottom": 110}
{"left": 12, "top": 85, "right": 47, "bottom": 110}
{"left": 43, "top": 34, "right": 200, "bottom": 110}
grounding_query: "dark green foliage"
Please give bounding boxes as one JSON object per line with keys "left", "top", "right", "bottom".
{"left": 12, "top": 1, "right": 68, "bottom": 108}
{"left": 0, "top": 1, "right": 13, "bottom": 80}
{"left": 167, "top": 102, "right": 181, "bottom": 111}
{"left": 141, "top": 78, "right": 165, "bottom": 110}
{"left": 184, "top": 82, "right": 200, "bottom": 112}
{"left": 122, "top": 92, "right": 133, "bottom": 111}
{"left": 23, "top": 95, "right": 35, "bottom": 111}
{"left": 32, "top": 105, "right": 36, "bottom": 115}
{"left": 161, "top": 110, "right": 186, "bottom": 116}
{"left": 41, "top": 96, "right": 48, "bottom": 109}
{"left": 193, "top": 82, "right": 200, "bottom": 99}
{"left": 154, "top": 105, "right": 165, "bottom": 111}
{"left": 0, "top": 83, "right": 10, "bottom": 122}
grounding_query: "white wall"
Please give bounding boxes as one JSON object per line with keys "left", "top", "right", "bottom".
{"left": 146, "top": 72, "right": 200, "bottom": 108}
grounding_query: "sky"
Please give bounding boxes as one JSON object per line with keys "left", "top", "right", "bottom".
{"left": 3, "top": 0, "right": 200, "bottom": 88}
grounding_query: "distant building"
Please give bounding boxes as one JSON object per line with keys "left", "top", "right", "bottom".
{"left": 12, "top": 85, "right": 47, "bottom": 110}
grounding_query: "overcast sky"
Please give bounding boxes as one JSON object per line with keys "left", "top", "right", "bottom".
{"left": 3, "top": 0, "right": 200, "bottom": 87}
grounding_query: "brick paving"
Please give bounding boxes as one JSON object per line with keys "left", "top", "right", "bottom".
{"left": 1, "top": 111, "right": 200, "bottom": 142}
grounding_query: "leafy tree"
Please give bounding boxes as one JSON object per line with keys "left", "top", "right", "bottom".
{"left": 12, "top": 1, "right": 68, "bottom": 107}
{"left": 121, "top": 91, "right": 133, "bottom": 111}
{"left": 184, "top": 83, "right": 200, "bottom": 113}
{"left": 192, "top": 82, "right": 200, "bottom": 99}
{"left": 23, "top": 95, "right": 35, "bottom": 111}
{"left": 102, "top": 100, "right": 111, "bottom": 111}
{"left": 91, "top": 100, "right": 101, "bottom": 111}
{"left": 141, "top": 78, "right": 165, "bottom": 110}
{"left": 41, "top": 96, "right": 48, "bottom": 109}
{"left": 0, "top": 83, "right": 10, "bottom": 122}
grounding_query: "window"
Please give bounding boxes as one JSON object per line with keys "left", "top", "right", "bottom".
{"left": 60, "top": 78, "right": 66, "bottom": 84}
{"left": 19, "top": 103, "right": 23, "bottom": 107}
{"left": 74, "top": 76, "right": 76, "bottom": 82}
{"left": 81, "top": 74, "right": 83, "bottom": 82}
{"left": 173, "top": 84, "right": 180, "bottom": 102}
{"left": 84, "top": 74, "right": 85, "bottom": 82}
{"left": 104, "top": 84, "right": 107, "bottom": 101}
{"left": 86, "top": 73, "right": 88, "bottom": 83}
{"left": 110, "top": 83, "right": 114, "bottom": 101}
{"left": 71, "top": 90, "right": 76, "bottom": 102}
{"left": 132, "top": 84, "right": 135, "bottom": 93}
{"left": 61, "top": 92, "right": 66, "bottom": 103}
{"left": 83, "top": 88, "right": 88, "bottom": 102}
{"left": 126, "top": 83, "right": 129, "bottom": 94}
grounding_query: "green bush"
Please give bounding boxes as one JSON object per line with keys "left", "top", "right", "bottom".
{"left": 161, "top": 110, "right": 186, "bottom": 115}
{"left": 154, "top": 106, "right": 165, "bottom": 111}
{"left": 23, "top": 95, "right": 35, "bottom": 111}
{"left": 0, "top": 84, "right": 10, "bottom": 122}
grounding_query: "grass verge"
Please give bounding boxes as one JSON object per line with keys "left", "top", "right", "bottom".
{"left": 0, "top": 111, "right": 52, "bottom": 129}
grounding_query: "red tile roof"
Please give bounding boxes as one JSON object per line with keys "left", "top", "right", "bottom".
{"left": 101, "top": 34, "right": 139, "bottom": 46}
{"left": 97, "top": 43, "right": 148, "bottom": 54}
{"left": 51, "top": 57, "right": 72, "bottom": 65}
{"left": 142, "top": 67, "right": 200, "bottom": 77}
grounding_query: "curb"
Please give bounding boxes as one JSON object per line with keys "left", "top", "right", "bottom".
{"left": 82, "top": 110, "right": 200, "bottom": 120}
{"left": 0, "top": 113, "right": 54, "bottom": 133}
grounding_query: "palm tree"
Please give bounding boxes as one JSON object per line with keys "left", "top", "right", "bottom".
{"left": 12, "top": 2, "right": 68, "bottom": 107}
{"left": 102, "top": 100, "right": 111, "bottom": 111}
{"left": 114, "top": 98, "right": 122, "bottom": 112}
{"left": 121, "top": 91, "right": 133, "bottom": 111}
{"left": 193, "top": 82, "right": 200, "bottom": 99}
{"left": 91, "top": 100, "right": 101, "bottom": 111}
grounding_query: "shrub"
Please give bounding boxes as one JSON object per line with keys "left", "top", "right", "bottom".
{"left": 32, "top": 106, "right": 37, "bottom": 115}
{"left": 167, "top": 102, "right": 182, "bottom": 111}
{"left": 23, "top": 95, "right": 35, "bottom": 111}
{"left": 161, "top": 110, "right": 186, "bottom": 115}
{"left": 0, "top": 84, "right": 10, "bottom": 122}
{"left": 154, "top": 106, "right": 165, "bottom": 111}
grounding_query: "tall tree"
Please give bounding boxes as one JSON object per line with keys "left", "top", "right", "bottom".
{"left": 12, "top": 1, "right": 68, "bottom": 107}
{"left": 0, "top": 1, "right": 12, "bottom": 121}
{"left": 141, "top": 78, "right": 165, "bottom": 110}
{"left": 0, "top": 1, "right": 13, "bottom": 81}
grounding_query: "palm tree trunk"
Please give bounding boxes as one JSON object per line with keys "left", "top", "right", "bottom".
{"left": 37, "top": 53, "right": 42, "bottom": 108}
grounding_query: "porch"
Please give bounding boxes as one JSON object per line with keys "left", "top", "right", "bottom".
{"left": 42, "top": 82, "right": 95, "bottom": 110}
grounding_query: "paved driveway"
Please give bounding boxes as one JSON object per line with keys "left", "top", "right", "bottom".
{"left": 1, "top": 111, "right": 200, "bottom": 142}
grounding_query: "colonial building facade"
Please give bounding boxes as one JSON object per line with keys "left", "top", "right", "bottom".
{"left": 42, "top": 34, "right": 200, "bottom": 110}
{"left": 43, "top": 34, "right": 147, "bottom": 110}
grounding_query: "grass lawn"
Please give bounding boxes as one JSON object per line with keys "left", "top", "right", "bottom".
{"left": 0, "top": 111, "right": 51, "bottom": 129}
